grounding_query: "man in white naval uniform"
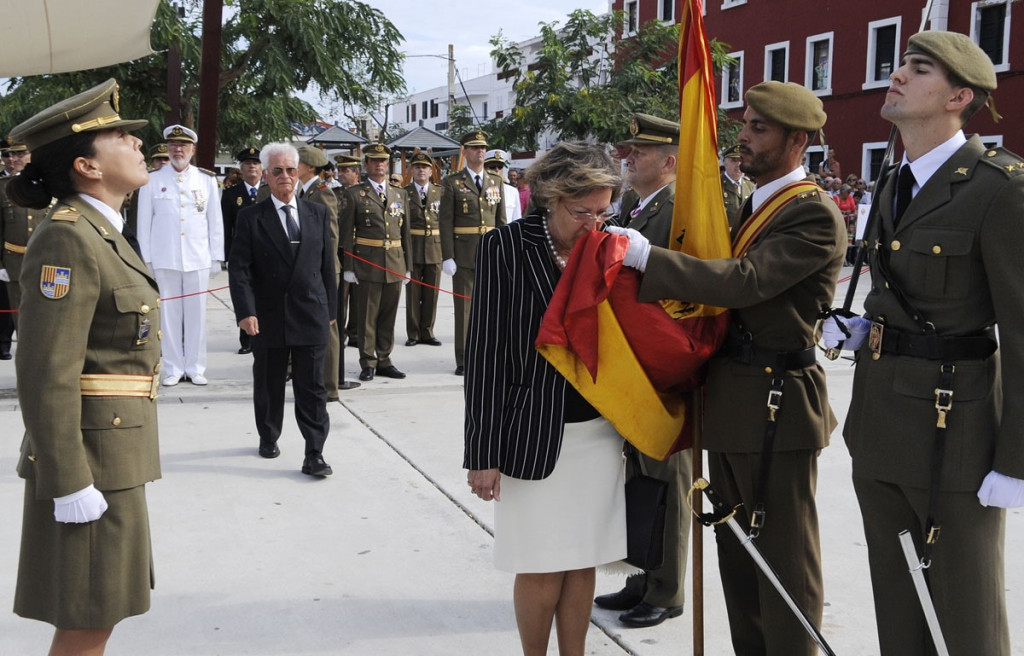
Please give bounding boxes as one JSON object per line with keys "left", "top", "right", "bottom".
{"left": 137, "top": 124, "right": 224, "bottom": 386}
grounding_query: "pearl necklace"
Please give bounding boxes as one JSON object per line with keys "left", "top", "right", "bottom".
{"left": 542, "top": 216, "right": 568, "bottom": 270}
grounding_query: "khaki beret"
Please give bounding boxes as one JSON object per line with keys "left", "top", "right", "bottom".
{"left": 619, "top": 113, "right": 680, "bottom": 146}
{"left": 721, "top": 143, "right": 742, "bottom": 160}
{"left": 164, "top": 124, "right": 197, "bottom": 143}
{"left": 334, "top": 154, "right": 361, "bottom": 167}
{"left": 408, "top": 151, "right": 434, "bottom": 167}
{"left": 460, "top": 130, "right": 488, "bottom": 147}
{"left": 906, "top": 31, "right": 997, "bottom": 91}
{"left": 235, "top": 146, "right": 260, "bottom": 162}
{"left": 364, "top": 143, "right": 391, "bottom": 159}
{"left": 149, "top": 143, "right": 170, "bottom": 161}
{"left": 297, "top": 144, "right": 328, "bottom": 167}
{"left": 9, "top": 78, "right": 147, "bottom": 151}
{"left": 745, "top": 81, "right": 826, "bottom": 132}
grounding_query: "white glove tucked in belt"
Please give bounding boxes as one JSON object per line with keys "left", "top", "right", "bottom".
{"left": 343, "top": 271, "right": 358, "bottom": 285}
{"left": 442, "top": 259, "right": 457, "bottom": 277}
{"left": 978, "top": 470, "right": 1024, "bottom": 508}
{"left": 822, "top": 314, "right": 871, "bottom": 351}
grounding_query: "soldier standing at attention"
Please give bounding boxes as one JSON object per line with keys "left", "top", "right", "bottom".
{"left": 403, "top": 151, "right": 444, "bottom": 347}
{"left": 824, "top": 31, "right": 1024, "bottom": 655}
{"left": 721, "top": 143, "right": 755, "bottom": 232}
{"left": 339, "top": 143, "right": 412, "bottom": 382}
{"left": 439, "top": 130, "right": 506, "bottom": 376}
{"left": 334, "top": 154, "right": 362, "bottom": 351}
{"left": 136, "top": 124, "right": 224, "bottom": 387}
{"left": 0, "top": 137, "right": 37, "bottom": 360}
{"left": 8, "top": 78, "right": 162, "bottom": 656}
{"left": 612, "top": 81, "right": 845, "bottom": 655}
{"left": 595, "top": 113, "right": 692, "bottom": 629}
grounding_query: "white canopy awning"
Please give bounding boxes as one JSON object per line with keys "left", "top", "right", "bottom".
{"left": 0, "top": 0, "right": 160, "bottom": 77}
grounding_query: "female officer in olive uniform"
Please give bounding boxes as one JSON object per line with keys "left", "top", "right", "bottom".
{"left": 8, "top": 79, "right": 161, "bottom": 656}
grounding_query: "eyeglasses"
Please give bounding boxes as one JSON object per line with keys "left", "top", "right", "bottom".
{"left": 562, "top": 203, "right": 612, "bottom": 223}
{"left": 5, "top": 152, "right": 28, "bottom": 158}
{"left": 166, "top": 142, "right": 192, "bottom": 150}
{"left": 270, "top": 167, "right": 298, "bottom": 177}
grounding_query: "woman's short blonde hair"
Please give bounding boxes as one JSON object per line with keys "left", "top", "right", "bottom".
{"left": 525, "top": 142, "right": 622, "bottom": 212}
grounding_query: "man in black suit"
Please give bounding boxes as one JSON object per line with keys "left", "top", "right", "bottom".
{"left": 221, "top": 147, "right": 265, "bottom": 355}
{"left": 228, "top": 142, "right": 337, "bottom": 477}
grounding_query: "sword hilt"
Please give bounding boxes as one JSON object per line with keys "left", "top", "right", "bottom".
{"left": 687, "top": 477, "right": 740, "bottom": 527}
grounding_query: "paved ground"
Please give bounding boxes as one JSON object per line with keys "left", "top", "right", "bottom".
{"left": 1, "top": 268, "right": 1022, "bottom": 654}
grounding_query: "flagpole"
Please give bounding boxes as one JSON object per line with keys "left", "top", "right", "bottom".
{"left": 692, "top": 390, "right": 705, "bottom": 655}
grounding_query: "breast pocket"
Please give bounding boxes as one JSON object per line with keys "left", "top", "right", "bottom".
{"left": 904, "top": 227, "right": 975, "bottom": 300}
{"left": 111, "top": 284, "right": 157, "bottom": 350}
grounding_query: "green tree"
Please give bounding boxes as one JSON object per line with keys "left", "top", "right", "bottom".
{"left": 0, "top": 0, "right": 406, "bottom": 154}
{"left": 485, "top": 10, "right": 737, "bottom": 151}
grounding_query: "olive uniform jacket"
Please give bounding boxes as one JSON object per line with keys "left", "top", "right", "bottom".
{"left": 638, "top": 180, "right": 846, "bottom": 453}
{"left": 439, "top": 169, "right": 506, "bottom": 269}
{"left": 339, "top": 181, "right": 412, "bottom": 284}
{"left": 845, "top": 136, "right": 1024, "bottom": 491}
{"left": 621, "top": 182, "right": 676, "bottom": 249}
{"left": 16, "top": 195, "right": 162, "bottom": 498}
{"left": 300, "top": 180, "right": 340, "bottom": 276}
{"left": 721, "top": 172, "right": 755, "bottom": 232}
{"left": 0, "top": 175, "right": 43, "bottom": 281}
{"left": 405, "top": 181, "right": 443, "bottom": 265}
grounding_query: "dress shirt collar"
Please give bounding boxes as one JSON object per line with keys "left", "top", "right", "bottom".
{"left": 635, "top": 184, "right": 670, "bottom": 215}
{"left": 78, "top": 193, "right": 124, "bottom": 233}
{"left": 899, "top": 130, "right": 967, "bottom": 197}
{"left": 751, "top": 166, "right": 808, "bottom": 213}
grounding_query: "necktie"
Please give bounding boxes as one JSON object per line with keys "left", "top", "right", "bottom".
{"left": 122, "top": 223, "right": 142, "bottom": 258}
{"left": 630, "top": 203, "right": 642, "bottom": 218}
{"left": 283, "top": 204, "right": 300, "bottom": 252}
{"left": 249, "top": 186, "right": 257, "bottom": 201}
{"left": 379, "top": 186, "right": 387, "bottom": 203}
{"left": 474, "top": 175, "right": 482, "bottom": 192}
{"left": 894, "top": 165, "right": 916, "bottom": 227}
{"left": 420, "top": 189, "right": 427, "bottom": 207}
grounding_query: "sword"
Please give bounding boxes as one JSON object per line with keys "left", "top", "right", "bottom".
{"left": 898, "top": 530, "right": 951, "bottom": 656}
{"left": 688, "top": 478, "right": 838, "bottom": 656}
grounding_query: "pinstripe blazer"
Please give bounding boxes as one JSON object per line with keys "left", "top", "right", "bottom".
{"left": 462, "top": 213, "right": 571, "bottom": 481}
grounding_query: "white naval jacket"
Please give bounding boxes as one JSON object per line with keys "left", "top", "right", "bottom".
{"left": 137, "top": 164, "right": 225, "bottom": 271}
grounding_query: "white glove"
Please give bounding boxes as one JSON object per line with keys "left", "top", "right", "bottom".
{"left": 54, "top": 484, "right": 108, "bottom": 523}
{"left": 442, "top": 259, "right": 457, "bottom": 277}
{"left": 977, "top": 470, "right": 1024, "bottom": 508}
{"left": 822, "top": 314, "right": 871, "bottom": 350}
{"left": 343, "top": 271, "right": 358, "bottom": 285}
{"left": 404, "top": 271, "right": 411, "bottom": 285}
{"left": 0, "top": 268, "right": 9, "bottom": 282}
{"left": 605, "top": 225, "right": 651, "bottom": 272}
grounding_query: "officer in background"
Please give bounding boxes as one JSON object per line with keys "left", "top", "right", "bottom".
{"left": 220, "top": 147, "right": 264, "bottom": 355}
{"left": 334, "top": 154, "right": 362, "bottom": 350}
{"left": 595, "top": 113, "right": 691, "bottom": 629}
{"left": 339, "top": 143, "right": 412, "bottom": 382}
{"left": 825, "top": 31, "right": 1024, "bottom": 655}
{"left": 136, "top": 124, "right": 224, "bottom": 387}
{"left": 149, "top": 143, "right": 169, "bottom": 170}
{"left": 403, "top": 151, "right": 443, "bottom": 347}
{"left": 484, "top": 149, "right": 522, "bottom": 221}
{"left": 438, "top": 130, "right": 506, "bottom": 376}
{"left": 721, "top": 143, "right": 755, "bottom": 232}
{"left": 296, "top": 145, "right": 344, "bottom": 399}
{"left": 0, "top": 137, "right": 37, "bottom": 359}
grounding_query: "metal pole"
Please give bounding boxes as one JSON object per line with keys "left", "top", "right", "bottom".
{"left": 691, "top": 391, "right": 705, "bottom": 655}
{"left": 447, "top": 44, "right": 456, "bottom": 131}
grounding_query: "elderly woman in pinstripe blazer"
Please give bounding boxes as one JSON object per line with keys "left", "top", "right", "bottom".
{"left": 464, "top": 142, "right": 627, "bottom": 656}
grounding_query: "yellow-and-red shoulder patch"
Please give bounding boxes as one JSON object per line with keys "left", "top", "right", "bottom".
{"left": 40, "top": 265, "right": 71, "bottom": 299}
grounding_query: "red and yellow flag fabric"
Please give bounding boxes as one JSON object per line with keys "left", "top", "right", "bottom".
{"left": 535, "top": 0, "right": 731, "bottom": 460}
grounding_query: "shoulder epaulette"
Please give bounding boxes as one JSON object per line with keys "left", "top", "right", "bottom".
{"left": 198, "top": 167, "right": 217, "bottom": 177}
{"left": 794, "top": 188, "right": 824, "bottom": 203}
{"left": 978, "top": 147, "right": 1024, "bottom": 177}
{"left": 50, "top": 206, "right": 79, "bottom": 222}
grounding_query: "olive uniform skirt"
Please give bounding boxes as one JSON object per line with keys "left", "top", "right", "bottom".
{"left": 15, "top": 482, "right": 154, "bottom": 630}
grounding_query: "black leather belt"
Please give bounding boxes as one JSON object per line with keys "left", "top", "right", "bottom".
{"left": 722, "top": 340, "right": 817, "bottom": 370}
{"left": 874, "top": 324, "right": 997, "bottom": 361}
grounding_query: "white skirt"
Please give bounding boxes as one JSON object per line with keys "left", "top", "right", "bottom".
{"left": 494, "top": 417, "right": 627, "bottom": 573}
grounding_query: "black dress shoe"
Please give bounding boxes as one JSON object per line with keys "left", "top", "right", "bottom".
{"left": 618, "top": 602, "right": 683, "bottom": 628}
{"left": 594, "top": 586, "right": 644, "bottom": 611}
{"left": 454, "top": 365, "right": 465, "bottom": 376}
{"left": 339, "top": 380, "right": 361, "bottom": 390}
{"left": 358, "top": 367, "right": 374, "bottom": 381}
{"left": 404, "top": 338, "right": 418, "bottom": 346}
{"left": 347, "top": 338, "right": 359, "bottom": 348}
{"left": 258, "top": 444, "right": 280, "bottom": 459}
{"left": 301, "top": 455, "right": 333, "bottom": 477}
{"left": 237, "top": 346, "right": 252, "bottom": 354}
{"left": 0, "top": 351, "right": 11, "bottom": 361}
{"left": 420, "top": 337, "right": 442, "bottom": 346}
{"left": 375, "top": 365, "right": 406, "bottom": 379}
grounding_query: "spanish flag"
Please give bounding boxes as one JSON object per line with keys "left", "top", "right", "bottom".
{"left": 535, "top": 0, "right": 731, "bottom": 460}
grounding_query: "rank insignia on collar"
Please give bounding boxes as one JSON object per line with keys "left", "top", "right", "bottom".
{"left": 40, "top": 265, "right": 71, "bottom": 299}
{"left": 955, "top": 168, "right": 968, "bottom": 175}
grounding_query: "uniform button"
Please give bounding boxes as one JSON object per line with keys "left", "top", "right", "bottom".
{"left": 154, "top": 363, "right": 162, "bottom": 373}
{"left": 158, "top": 329, "right": 163, "bottom": 340}
{"left": 987, "top": 150, "right": 997, "bottom": 157}
{"left": 141, "top": 304, "right": 150, "bottom": 314}
{"left": 891, "top": 240, "right": 901, "bottom": 251}
{"left": 872, "top": 352, "right": 881, "bottom": 360}
{"left": 112, "top": 417, "right": 122, "bottom": 426}
{"left": 764, "top": 366, "right": 773, "bottom": 375}
{"left": 27, "top": 454, "right": 37, "bottom": 462}
{"left": 156, "top": 299, "right": 161, "bottom": 308}
{"left": 932, "top": 245, "right": 941, "bottom": 255}
{"left": 181, "top": 232, "right": 185, "bottom": 236}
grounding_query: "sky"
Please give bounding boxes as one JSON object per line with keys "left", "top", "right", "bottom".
{"left": 316, "top": 0, "right": 610, "bottom": 122}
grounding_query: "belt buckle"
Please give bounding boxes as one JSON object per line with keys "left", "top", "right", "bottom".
{"left": 424, "top": 229, "right": 432, "bottom": 237}
{"left": 479, "top": 226, "right": 488, "bottom": 234}
{"left": 149, "top": 374, "right": 160, "bottom": 400}
{"left": 382, "top": 239, "right": 392, "bottom": 251}
{"left": 868, "top": 321, "right": 885, "bottom": 360}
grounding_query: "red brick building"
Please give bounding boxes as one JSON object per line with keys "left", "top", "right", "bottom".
{"left": 614, "top": 0, "right": 1022, "bottom": 181}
